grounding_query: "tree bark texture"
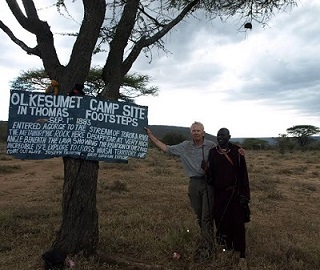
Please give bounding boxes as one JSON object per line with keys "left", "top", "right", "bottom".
{"left": 102, "top": 0, "right": 140, "bottom": 100}
{"left": 52, "top": 157, "right": 99, "bottom": 255}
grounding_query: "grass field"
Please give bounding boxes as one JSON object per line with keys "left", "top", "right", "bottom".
{"left": 0, "top": 144, "right": 320, "bottom": 270}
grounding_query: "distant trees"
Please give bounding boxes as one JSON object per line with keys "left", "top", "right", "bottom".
{"left": 286, "top": 125, "right": 320, "bottom": 149}
{"left": 274, "top": 125, "right": 320, "bottom": 153}
{"left": 241, "top": 138, "right": 270, "bottom": 150}
{"left": 274, "top": 134, "right": 295, "bottom": 155}
{"left": 162, "top": 132, "right": 186, "bottom": 145}
{"left": 158, "top": 124, "right": 320, "bottom": 152}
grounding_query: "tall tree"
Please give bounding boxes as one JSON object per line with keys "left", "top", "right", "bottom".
{"left": 1, "top": 0, "right": 107, "bottom": 257}
{"left": 0, "top": 0, "right": 297, "bottom": 258}
{"left": 286, "top": 125, "right": 320, "bottom": 149}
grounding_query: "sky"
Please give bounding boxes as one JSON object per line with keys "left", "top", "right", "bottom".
{"left": 0, "top": 0, "right": 319, "bottom": 138}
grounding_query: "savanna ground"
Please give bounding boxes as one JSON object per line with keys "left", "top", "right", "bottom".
{"left": 0, "top": 143, "right": 320, "bottom": 270}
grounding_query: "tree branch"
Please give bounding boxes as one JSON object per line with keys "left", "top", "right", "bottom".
{"left": 22, "top": 0, "right": 38, "bottom": 20}
{"left": 66, "top": 0, "right": 106, "bottom": 83}
{"left": 101, "top": 0, "right": 140, "bottom": 99}
{"left": 0, "top": 20, "right": 40, "bottom": 56}
{"left": 4, "top": 0, "right": 60, "bottom": 64}
{"left": 122, "top": 0, "right": 200, "bottom": 75}
{"left": 6, "top": 0, "right": 34, "bottom": 33}
{"left": 138, "top": 6, "right": 166, "bottom": 28}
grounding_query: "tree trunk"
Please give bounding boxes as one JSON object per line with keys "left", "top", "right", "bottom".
{"left": 52, "top": 157, "right": 99, "bottom": 256}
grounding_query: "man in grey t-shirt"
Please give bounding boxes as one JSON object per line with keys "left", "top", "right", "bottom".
{"left": 145, "top": 121, "right": 216, "bottom": 261}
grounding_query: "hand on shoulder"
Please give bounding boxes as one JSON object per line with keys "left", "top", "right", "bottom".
{"left": 238, "top": 147, "right": 246, "bottom": 156}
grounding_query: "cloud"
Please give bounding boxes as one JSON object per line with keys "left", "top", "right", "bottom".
{"left": 134, "top": 0, "right": 320, "bottom": 136}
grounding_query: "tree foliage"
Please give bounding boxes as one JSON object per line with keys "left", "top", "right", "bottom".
{"left": 10, "top": 68, "right": 158, "bottom": 102}
{"left": 286, "top": 125, "right": 320, "bottom": 148}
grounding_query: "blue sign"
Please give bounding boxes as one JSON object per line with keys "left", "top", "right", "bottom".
{"left": 6, "top": 90, "right": 149, "bottom": 161}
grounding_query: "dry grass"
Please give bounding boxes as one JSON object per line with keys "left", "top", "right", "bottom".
{"left": 0, "top": 145, "right": 320, "bottom": 270}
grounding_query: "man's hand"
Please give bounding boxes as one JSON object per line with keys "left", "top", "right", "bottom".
{"left": 144, "top": 127, "right": 151, "bottom": 136}
{"left": 238, "top": 147, "right": 246, "bottom": 156}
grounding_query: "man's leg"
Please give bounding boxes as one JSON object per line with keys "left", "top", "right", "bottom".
{"left": 233, "top": 222, "right": 246, "bottom": 258}
{"left": 188, "top": 179, "right": 209, "bottom": 262}
{"left": 201, "top": 184, "right": 214, "bottom": 253}
{"left": 188, "top": 179, "right": 203, "bottom": 228}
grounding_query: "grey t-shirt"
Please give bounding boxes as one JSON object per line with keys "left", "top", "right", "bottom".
{"left": 167, "top": 139, "right": 216, "bottom": 178}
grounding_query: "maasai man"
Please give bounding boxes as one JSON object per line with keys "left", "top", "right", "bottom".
{"left": 207, "top": 127, "right": 250, "bottom": 270}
